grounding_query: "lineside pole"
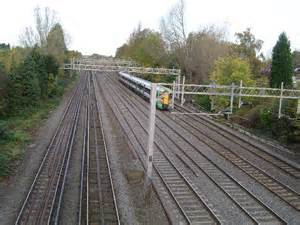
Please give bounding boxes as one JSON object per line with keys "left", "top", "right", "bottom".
{"left": 238, "top": 80, "right": 243, "bottom": 108}
{"left": 145, "top": 83, "right": 157, "bottom": 199}
{"left": 230, "top": 83, "right": 235, "bottom": 114}
{"left": 181, "top": 76, "right": 185, "bottom": 106}
{"left": 172, "top": 81, "right": 176, "bottom": 109}
{"left": 177, "top": 75, "right": 181, "bottom": 99}
{"left": 278, "top": 82, "right": 284, "bottom": 119}
{"left": 297, "top": 98, "right": 300, "bottom": 115}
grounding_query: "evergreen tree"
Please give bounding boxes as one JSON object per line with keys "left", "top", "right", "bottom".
{"left": 271, "top": 32, "right": 293, "bottom": 88}
{"left": 8, "top": 55, "right": 40, "bottom": 112}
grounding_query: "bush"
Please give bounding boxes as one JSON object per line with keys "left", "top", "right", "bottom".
{"left": 258, "top": 108, "right": 273, "bottom": 129}
{"left": 194, "top": 95, "right": 211, "bottom": 111}
{"left": 0, "top": 121, "right": 10, "bottom": 144}
{"left": 0, "top": 151, "right": 10, "bottom": 177}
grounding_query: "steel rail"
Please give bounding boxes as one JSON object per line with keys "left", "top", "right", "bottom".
{"left": 50, "top": 76, "right": 85, "bottom": 224}
{"left": 175, "top": 104, "right": 300, "bottom": 177}
{"left": 92, "top": 73, "right": 120, "bottom": 225}
{"left": 36, "top": 77, "right": 85, "bottom": 225}
{"left": 168, "top": 108, "right": 300, "bottom": 210}
{"left": 112, "top": 72, "right": 300, "bottom": 214}
{"left": 94, "top": 73, "right": 176, "bottom": 225}
{"left": 95, "top": 73, "right": 191, "bottom": 224}
{"left": 15, "top": 78, "right": 82, "bottom": 225}
{"left": 105, "top": 73, "right": 287, "bottom": 224}
{"left": 101, "top": 73, "right": 220, "bottom": 224}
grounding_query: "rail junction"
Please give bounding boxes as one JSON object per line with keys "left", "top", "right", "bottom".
{"left": 13, "top": 58, "right": 300, "bottom": 224}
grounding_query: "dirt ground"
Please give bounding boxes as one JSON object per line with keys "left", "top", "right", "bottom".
{"left": 0, "top": 86, "right": 76, "bottom": 225}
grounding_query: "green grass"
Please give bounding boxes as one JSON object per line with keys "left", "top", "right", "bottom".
{"left": 0, "top": 75, "right": 78, "bottom": 179}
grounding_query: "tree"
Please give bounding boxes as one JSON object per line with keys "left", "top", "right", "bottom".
{"left": 0, "top": 62, "right": 8, "bottom": 117}
{"left": 0, "top": 43, "right": 10, "bottom": 51}
{"left": 210, "top": 56, "right": 255, "bottom": 86}
{"left": 209, "top": 56, "right": 255, "bottom": 110}
{"left": 292, "top": 50, "right": 300, "bottom": 67}
{"left": 160, "top": 0, "right": 187, "bottom": 71}
{"left": 115, "top": 28, "right": 169, "bottom": 67}
{"left": 8, "top": 55, "right": 41, "bottom": 112}
{"left": 46, "top": 23, "right": 67, "bottom": 64}
{"left": 19, "top": 7, "right": 57, "bottom": 48}
{"left": 271, "top": 32, "right": 293, "bottom": 88}
{"left": 234, "top": 28, "right": 264, "bottom": 77}
{"left": 184, "top": 26, "right": 230, "bottom": 83}
{"left": 160, "top": 0, "right": 187, "bottom": 48}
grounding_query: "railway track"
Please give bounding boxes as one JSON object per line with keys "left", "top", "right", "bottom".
{"left": 103, "top": 72, "right": 290, "bottom": 224}
{"left": 107, "top": 73, "right": 300, "bottom": 212}
{"left": 174, "top": 104, "right": 300, "bottom": 179}
{"left": 96, "top": 72, "right": 224, "bottom": 224}
{"left": 15, "top": 75, "right": 85, "bottom": 225}
{"left": 168, "top": 108, "right": 300, "bottom": 211}
{"left": 79, "top": 73, "right": 120, "bottom": 225}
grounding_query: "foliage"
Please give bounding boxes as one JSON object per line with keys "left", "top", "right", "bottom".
{"left": 116, "top": 28, "right": 169, "bottom": 67}
{"left": 0, "top": 43, "right": 10, "bottom": 51}
{"left": 209, "top": 56, "right": 255, "bottom": 111}
{"left": 271, "top": 32, "right": 293, "bottom": 88}
{"left": 0, "top": 62, "right": 8, "bottom": 117}
{"left": 8, "top": 55, "right": 40, "bottom": 113}
{"left": 210, "top": 56, "right": 255, "bottom": 85}
{"left": 184, "top": 26, "right": 230, "bottom": 83}
{"left": 194, "top": 95, "right": 211, "bottom": 111}
{"left": 19, "top": 7, "right": 57, "bottom": 48}
{"left": 292, "top": 50, "right": 300, "bottom": 68}
{"left": 233, "top": 28, "right": 264, "bottom": 77}
{"left": 46, "top": 23, "right": 67, "bottom": 64}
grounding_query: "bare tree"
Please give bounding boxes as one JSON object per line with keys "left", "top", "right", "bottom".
{"left": 19, "top": 6, "right": 57, "bottom": 48}
{"left": 160, "top": 0, "right": 186, "bottom": 48}
{"left": 185, "top": 26, "right": 230, "bottom": 83}
{"left": 19, "top": 27, "right": 37, "bottom": 48}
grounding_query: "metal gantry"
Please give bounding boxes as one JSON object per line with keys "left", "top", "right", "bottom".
{"left": 64, "top": 58, "right": 181, "bottom": 76}
{"left": 160, "top": 79, "right": 300, "bottom": 118}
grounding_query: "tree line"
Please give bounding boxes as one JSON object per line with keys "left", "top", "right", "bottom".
{"left": 0, "top": 7, "right": 81, "bottom": 118}
{"left": 115, "top": 0, "right": 300, "bottom": 147}
{"left": 116, "top": 0, "right": 297, "bottom": 90}
{"left": 0, "top": 7, "right": 81, "bottom": 176}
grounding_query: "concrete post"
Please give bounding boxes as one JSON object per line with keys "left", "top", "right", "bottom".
{"left": 181, "top": 76, "right": 185, "bottom": 106}
{"left": 210, "top": 82, "right": 215, "bottom": 112}
{"left": 172, "top": 81, "right": 176, "bottom": 109}
{"left": 278, "top": 82, "right": 284, "bottom": 119}
{"left": 297, "top": 99, "right": 300, "bottom": 115}
{"left": 230, "top": 83, "right": 235, "bottom": 114}
{"left": 145, "top": 83, "right": 157, "bottom": 197}
{"left": 176, "top": 75, "right": 180, "bottom": 99}
{"left": 238, "top": 80, "right": 243, "bottom": 108}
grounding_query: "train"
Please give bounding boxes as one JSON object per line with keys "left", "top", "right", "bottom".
{"left": 118, "top": 72, "right": 172, "bottom": 110}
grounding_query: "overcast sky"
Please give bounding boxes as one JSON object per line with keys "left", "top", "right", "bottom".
{"left": 1, "top": 0, "right": 299, "bottom": 57}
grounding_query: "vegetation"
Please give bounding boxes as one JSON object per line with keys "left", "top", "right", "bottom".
{"left": 116, "top": 26, "right": 170, "bottom": 67}
{"left": 0, "top": 7, "right": 79, "bottom": 178}
{"left": 271, "top": 32, "right": 293, "bottom": 88}
{"left": 115, "top": 0, "right": 300, "bottom": 150}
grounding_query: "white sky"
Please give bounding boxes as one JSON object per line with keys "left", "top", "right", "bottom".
{"left": 1, "top": 0, "right": 300, "bottom": 57}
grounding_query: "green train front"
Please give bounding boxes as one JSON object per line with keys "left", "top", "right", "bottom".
{"left": 118, "top": 72, "right": 172, "bottom": 110}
